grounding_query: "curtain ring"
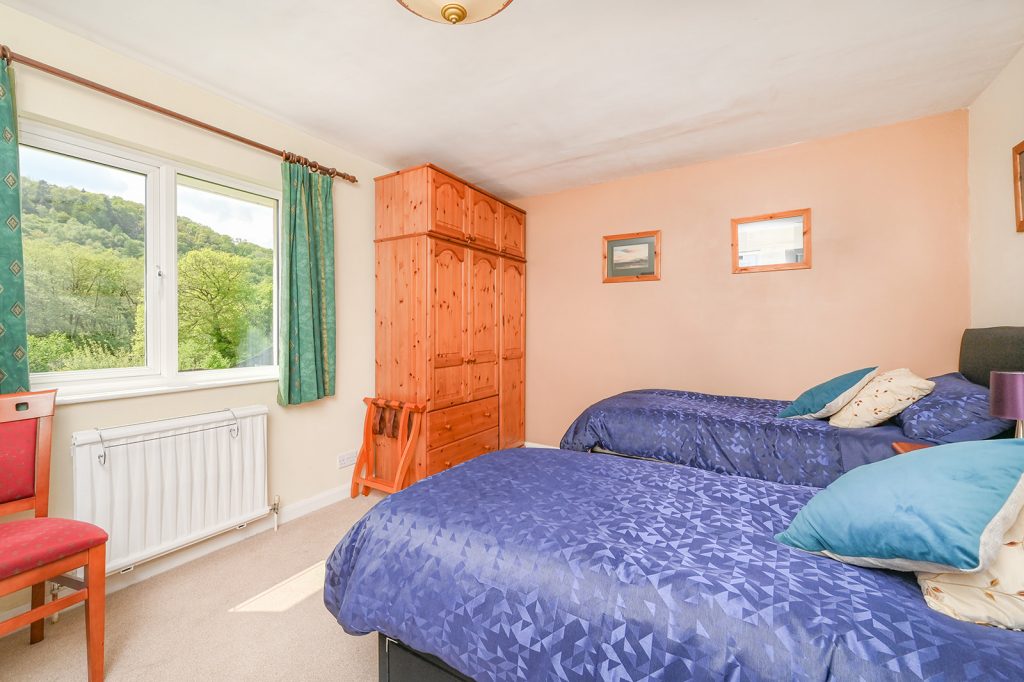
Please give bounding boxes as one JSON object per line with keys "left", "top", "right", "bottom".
{"left": 0, "top": 46, "right": 10, "bottom": 64}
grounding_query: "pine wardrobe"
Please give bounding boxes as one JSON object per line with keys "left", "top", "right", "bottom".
{"left": 373, "top": 164, "right": 526, "bottom": 486}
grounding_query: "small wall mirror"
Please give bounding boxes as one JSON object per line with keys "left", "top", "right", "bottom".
{"left": 731, "top": 208, "right": 811, "bottom": 274}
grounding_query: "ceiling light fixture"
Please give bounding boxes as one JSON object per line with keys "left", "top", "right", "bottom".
{"left": 397, "top": 0, "right": 514, "bottom": 25}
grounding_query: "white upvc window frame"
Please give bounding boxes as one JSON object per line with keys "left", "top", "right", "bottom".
{"left": 19, "top": 121, "right": 281, "bottom": 404}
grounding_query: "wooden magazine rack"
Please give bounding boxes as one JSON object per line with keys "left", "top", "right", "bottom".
{"left": 351, "top": 397, "right": 426, "bottom": 497}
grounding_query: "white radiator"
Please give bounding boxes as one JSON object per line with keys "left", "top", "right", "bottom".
{"left": 72, "top": 405, "right": 270, "bottom": 573}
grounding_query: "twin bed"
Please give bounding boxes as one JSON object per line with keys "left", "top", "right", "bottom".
{"left": 560, "top": 328, "right": 1023, "bottom": 488}
{"left": 325, "top": 328, "right": 1024, "bottom": 681}
{"left": 559, "top": 389, "right": 920, "bottom": 488}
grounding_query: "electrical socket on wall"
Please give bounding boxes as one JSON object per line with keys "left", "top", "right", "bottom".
{"left": 336, "top": 449, "right": 358, "bottom": 469}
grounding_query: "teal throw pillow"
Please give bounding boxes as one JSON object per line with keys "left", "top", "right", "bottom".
{"left": 776, "top": 439, "right": 1024, "bottom": 573}
{"left": 778, "top": 367, "right": 878, "bottom": 419}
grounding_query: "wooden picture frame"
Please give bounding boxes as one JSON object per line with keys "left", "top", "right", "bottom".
{"left": 1014, "top": 139, "right": 1024, "bottom": 233}
{"left": 731, "top": 208, "right": 812, "bottom": 274}
{"left": 603, "top": 230, "right": 661, "bottom": 283}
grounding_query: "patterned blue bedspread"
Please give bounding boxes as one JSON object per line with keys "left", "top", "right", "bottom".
{"left": 560, "top": 389, "right": 923, "bottom": 487}
{"left": 324, "top": 449, "right": 1023, "bottom": 681}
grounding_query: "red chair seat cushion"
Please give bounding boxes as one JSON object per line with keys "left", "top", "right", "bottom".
{"left": 0, "top": 518, "right": 108, "bottom": 581}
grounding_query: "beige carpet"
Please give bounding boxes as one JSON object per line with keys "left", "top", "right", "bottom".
{"left": 0, "top": 494, "right": 382, "bottom": 681}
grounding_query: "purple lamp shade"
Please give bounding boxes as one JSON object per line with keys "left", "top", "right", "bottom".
{"left": 991, "top": 372, "right": 1024, "bottom": 439}
{"left": 990, "top": 371, "right": 1024, "bottom": 420}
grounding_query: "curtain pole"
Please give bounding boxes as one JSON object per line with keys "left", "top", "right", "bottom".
{"left": 0, "top": 44, "right": 357, "bottom": 184}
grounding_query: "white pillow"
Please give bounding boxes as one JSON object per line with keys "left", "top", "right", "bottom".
{"left": 828, "top": 368, "right": 935, "bottom": 429}
{"left": 918, "top": 505, "right": 1024, "bottom": 630}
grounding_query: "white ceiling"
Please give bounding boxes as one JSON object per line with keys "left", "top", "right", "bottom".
{"left": 6, "top": 0, "right": 1024, "bottom": 198}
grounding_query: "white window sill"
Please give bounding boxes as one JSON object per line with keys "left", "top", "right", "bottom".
{"left": 34, "top": 369, "right": 280, "bottom": 406}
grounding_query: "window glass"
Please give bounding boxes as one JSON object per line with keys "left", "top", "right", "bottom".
{"left": 176, "top": 175, "right": 276, "bottom": 372}
{"left": 20, "top": 145, "right": 147, "bottom": 373}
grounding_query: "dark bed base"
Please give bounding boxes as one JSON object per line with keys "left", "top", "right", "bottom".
{"left": 378, "top": 634, "right": 473, "bottom": 682}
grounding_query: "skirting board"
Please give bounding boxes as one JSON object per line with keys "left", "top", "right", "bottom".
{"left": 523, "top": 441, "right": 558, "bottom": 449}
{"left": 0, "top": 465, "right": 361, "bottom": 624}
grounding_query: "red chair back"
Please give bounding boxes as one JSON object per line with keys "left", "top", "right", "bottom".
{"left": 0, "top": 389, "right": 56, "bottom": 519}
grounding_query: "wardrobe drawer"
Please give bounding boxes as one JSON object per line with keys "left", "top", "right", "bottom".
{"left": 426, "top": 427, "right": 500, "bottom": 477}
{"left": 427, "top": 396, "right": 499, "bottom": 448}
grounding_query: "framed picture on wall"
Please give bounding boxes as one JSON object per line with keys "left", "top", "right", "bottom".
{"left": 603, "top": 231, "right": 661, "bottom": 283}
{"left": 1014, "top": 138, "right": 1024, "bottom": 232}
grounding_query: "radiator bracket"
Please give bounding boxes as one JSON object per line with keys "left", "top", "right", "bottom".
{"left": 92, "top": 408, "right": 242, "bottom": 465}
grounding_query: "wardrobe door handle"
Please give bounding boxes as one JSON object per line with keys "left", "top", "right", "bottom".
{"left": 483, "top": 412, "right": 492, "bottom": 418}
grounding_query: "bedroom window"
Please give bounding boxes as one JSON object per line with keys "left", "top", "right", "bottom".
{"left": 19, "top": 122, "right": 280, "bottom": 402}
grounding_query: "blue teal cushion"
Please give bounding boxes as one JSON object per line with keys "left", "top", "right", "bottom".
{"left": 776, "top": 439, "right": 1024, "bottom": 572}
{"left": 894, "top": 372, "right": 1013, "bottom": 443}
{"left": 778, "top": 367, "right": 877, "bottom": 419}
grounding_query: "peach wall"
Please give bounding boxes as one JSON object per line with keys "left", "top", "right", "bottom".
{"left": 518, "top": 112, "right": 971, "bottom": 446}
{"left": 968, "top": 45, "right": 1024, "bottom": 326}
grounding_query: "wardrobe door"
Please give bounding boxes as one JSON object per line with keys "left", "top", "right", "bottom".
{"left": 430, "top": 239, "right": 468, "bottom": 409}
{"left": 500, "top": 258, "right": 526, "bottom": 448}
{"left": 468, "top": 189, "right": 500, "bottom": 251}
{"left": 468, "top": 251, "right": 500, "bottom": 401}
{"left": 501, "top": 206, "right": 526, "bottom": 259}
{"left": 375, "top": 236, "right": 428, "bottom": 404}
{"left": 429, "top": 169, "right": 468, "bottom": 241}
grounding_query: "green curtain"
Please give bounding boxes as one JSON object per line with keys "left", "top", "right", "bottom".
{"left": 0, "top": 59, "right": 28, "bottom": 394}
{"left": 278, "top": 161, "right": 336, "bottom": 405}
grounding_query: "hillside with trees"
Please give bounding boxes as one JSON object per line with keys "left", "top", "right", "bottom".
{"left": 20, "top": 177, "right": 274, "bottom": 373}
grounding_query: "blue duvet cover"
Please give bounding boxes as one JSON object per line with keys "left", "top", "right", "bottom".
{"left": 560, "top": 389, "right": 924, "bottom": 487}
{"left": 324, "top": 449, "right": 1022, "bottom": 681}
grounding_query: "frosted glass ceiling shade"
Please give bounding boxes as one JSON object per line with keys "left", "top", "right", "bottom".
{"left": 397, "top": 0, "right": 514, "bottom": 24}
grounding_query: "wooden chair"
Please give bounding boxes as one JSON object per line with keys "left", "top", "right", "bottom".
{"left": 351, "top": 397, "right": 426, "bottom": 497}
{"left": 0, "top": 389, "right": 108, "bottom": 680}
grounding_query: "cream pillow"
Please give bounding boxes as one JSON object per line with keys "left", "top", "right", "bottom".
{"left": 828, "top": 368, "right": 934, "bottom": 428}
{"left": 918, "top": 505, "right": 1024, "bottom": 630}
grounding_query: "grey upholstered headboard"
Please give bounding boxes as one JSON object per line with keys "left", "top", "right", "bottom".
{"left": 959, "top": 327, "right": 1024, "bottom": 387}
